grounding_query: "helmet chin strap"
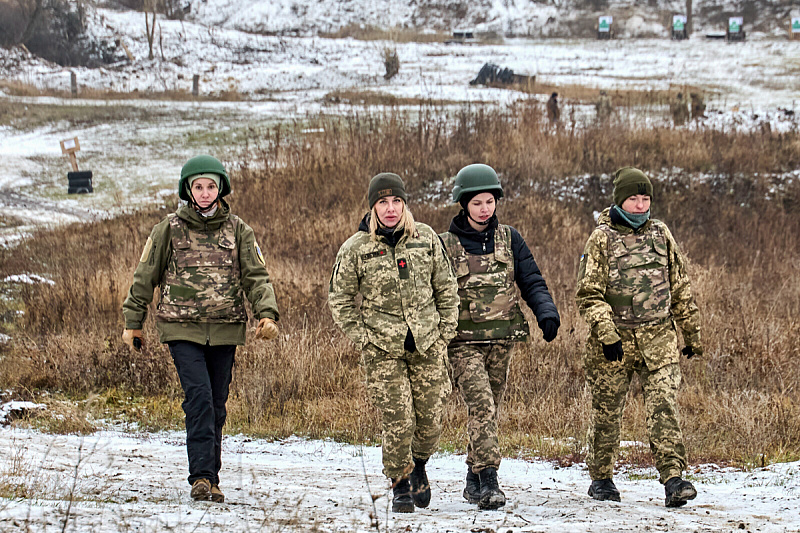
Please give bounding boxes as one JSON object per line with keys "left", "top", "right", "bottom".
{"left": 463, "top": 207, "right": 495, "bottom": 227}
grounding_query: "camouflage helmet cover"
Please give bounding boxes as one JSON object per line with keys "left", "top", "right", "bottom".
{"left": 179, "top": 155, "right": 231, "bottom": 201}
{"left": 452, "top": 163, "right": 504, "bottom": 204}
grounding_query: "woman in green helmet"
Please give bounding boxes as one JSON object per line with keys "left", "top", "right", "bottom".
{"left": 440, "top": 163, "right": 560, "bottom": 510}
{"left": 122, "top": 155, "right": 280, "bottom": 503}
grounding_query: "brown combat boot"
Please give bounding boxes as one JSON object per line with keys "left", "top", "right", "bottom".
{"left": 190, "top": 478, "right": 211, "bottom": 501}
{"left": 210, "top": 483, "right": 225, "bottom": 503}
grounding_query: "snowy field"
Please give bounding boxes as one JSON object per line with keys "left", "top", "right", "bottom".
{"left": 1, "top": 426, "right": 799, "bottom": 532}
{"left": 1, "top": 7, "right": 799, "bottom": 245}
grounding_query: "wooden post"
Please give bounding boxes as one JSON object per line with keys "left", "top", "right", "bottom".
{"left": 70, "top": 71, "right": 77, "bottom": 97}
{"left": 192, "top": 74, "right": 200, "bottom": 96}
{"left": 60, "top": 137, "right": 81, "bottom": 172}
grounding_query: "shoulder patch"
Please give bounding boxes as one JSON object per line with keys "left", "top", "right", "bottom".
{"left": 139, "top": 237, "right": 153, "bottom": 263}
{"left": 254, "top": 242, "right": 265, "bottom": 266}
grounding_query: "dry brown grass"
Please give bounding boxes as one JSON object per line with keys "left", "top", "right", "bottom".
{"left": 0, "top": 79, "right": 245, "bottom": 101}
{"left": 319, "top": 23, "right": 449, "bottom": 43}
{"left": 1, "top": 101, "right": 799, "bottom": 466}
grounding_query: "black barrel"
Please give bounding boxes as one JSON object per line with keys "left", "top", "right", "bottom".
{"left": 67, "top": 170, "right": 93, "bottom": 194}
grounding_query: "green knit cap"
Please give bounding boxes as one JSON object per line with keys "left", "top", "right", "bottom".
{"left": 368, "top": 172, "right": 407, "bottom": 208}
{"left": 613, "top": 167, "right": 653, "bottom": 206}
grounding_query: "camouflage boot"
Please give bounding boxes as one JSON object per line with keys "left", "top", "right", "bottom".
{"left": 391, "top": 477, "right": 414, "bottom": 513}
{"left": 463, "top": 469, "right": 481, "bottom": 503}
{"left": 210, "top": 483, "right": 225, "bottom": 503}
{"left": 190, "top": 478, "right": 211, "bottom": 501}
{"left": 410, "top": 457, "right": 431, "bottom": 508}
{"left": 588, "top": 478, "right": 621, "bottom": 502}
{"left": 664, "top": 477, "right": 697, "bottom": 508}
{"left": 477, "top": 467, "right": 506, "bottom": 510}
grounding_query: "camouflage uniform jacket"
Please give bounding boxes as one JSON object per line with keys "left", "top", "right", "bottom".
{"left": 122, "top": 202, "right": 279, "bottom": 346}
{"left": 576, "top": 207, "right": 702, "bottom": 355}
{"left": 328, "top": 216, "right": 459, "bottom": 354}
{"left": 440, "top": 225, "right": 529, "bottom": 343}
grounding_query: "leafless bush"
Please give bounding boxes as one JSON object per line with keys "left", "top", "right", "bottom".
{"left": 382, "top": 47, "right": 399, "bottom": 80}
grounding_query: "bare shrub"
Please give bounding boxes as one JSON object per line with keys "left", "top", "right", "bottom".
{"left": 382, "top": 47, "right": 399, "bottom": 80}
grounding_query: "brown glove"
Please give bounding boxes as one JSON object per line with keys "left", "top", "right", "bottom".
{"left": 122, "top": 329, "right": 144, "bottom": 350}
{"left": 254, "top": 318, "right": 279, "bottom": 341}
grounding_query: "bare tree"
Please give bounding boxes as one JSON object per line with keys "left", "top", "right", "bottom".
{"left": 144, "top": 0, "right": 156, "bottom": 59}
{"left": 686, "top": 0, "right": 693, "bottom": 36}
{"left": 17, "top": 0, "right": 44, "bottom": 44}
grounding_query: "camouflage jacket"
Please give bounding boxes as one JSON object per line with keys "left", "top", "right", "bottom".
{"left": 440, "top": 225, "right": 529, "bottom": 343}
{"left": 328, "top": 216, "right": 459, "bottom": 354}
{"left": 122, "top": 202, "right": 279, "bottom": 346}
{"left": 576, "top": 207, "right": 702, "bottom": 350}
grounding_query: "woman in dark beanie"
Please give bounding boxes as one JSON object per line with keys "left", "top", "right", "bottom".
{"left": 328, "top": 172, "right": 458, "bottom": 513}
{"left": 439, "top": 163, "right": 560, "bottom": 510}
{"left": 576, "top": 166, "right": 703, "bottom": 508}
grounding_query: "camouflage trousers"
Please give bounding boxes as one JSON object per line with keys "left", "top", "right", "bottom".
{"left": 362, "top": 338, "right": 451, "bottom": 479}
{"left": 584, "top": 324, "right": 686, "bottom": 484}
{"left": 448, "top": 342, "right": 515, "bottom": 473}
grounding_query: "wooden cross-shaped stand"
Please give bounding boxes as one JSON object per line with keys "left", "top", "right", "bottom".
{"left": 60, "top": 137, "right": 81, "bottom": 172}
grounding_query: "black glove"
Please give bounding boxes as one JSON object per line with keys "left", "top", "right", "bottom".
{"left": 602, "top": 340, "right": 624, "bottom": 362}
{"left": 539, "top": 318, "right": 559, "bottom": 343}
{"left": 682, "top": 346, "right": 696, "bottom": 359}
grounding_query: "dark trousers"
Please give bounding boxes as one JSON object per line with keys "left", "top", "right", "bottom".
{"left": 168, "top": 341, "right": 236, "bottom": 486}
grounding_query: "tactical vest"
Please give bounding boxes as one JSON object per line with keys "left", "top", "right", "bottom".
{"left": 599, "top": 222, "right": 671, "bottom": 328}
{"left": 156, "top": 213, "right": 247, "bottom": 323}
{"left": 441, "top": 225, "right": 529, "bottom": 343}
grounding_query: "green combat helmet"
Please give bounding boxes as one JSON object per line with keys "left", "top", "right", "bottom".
{"left": 452, "top": 164, "right": 504, "bottom": 204}
{"left": 178, "top": 155, "right": 231, "bottom": 201}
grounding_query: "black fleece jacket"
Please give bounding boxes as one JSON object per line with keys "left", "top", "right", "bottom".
{"left": 447, "top": 212, "right": 560, "bottom": 327}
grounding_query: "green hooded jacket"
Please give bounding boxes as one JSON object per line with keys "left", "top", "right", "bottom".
{"left": 122, "top": 202, "right": 279, "bottom": 346}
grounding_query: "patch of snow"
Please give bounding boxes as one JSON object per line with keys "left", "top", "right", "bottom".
{"left": 0, "top": 427, "right": 798, "bottom": 531}
{"left": 2, "top": 274, "right": 56, "bottom": 286}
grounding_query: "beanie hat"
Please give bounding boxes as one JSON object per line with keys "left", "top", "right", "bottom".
{"left": 613, "top": 167, "right": 653, "bottom": 206}
{"left": 188, "top": 172, "right": 221, "bottom": 189}
{"left": 368, "top": 173, "right": 407, "bottom": 208}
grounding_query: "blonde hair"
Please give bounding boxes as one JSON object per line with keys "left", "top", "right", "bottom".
{"left": 369, "top": 202, "right": 417, "bottom": 241}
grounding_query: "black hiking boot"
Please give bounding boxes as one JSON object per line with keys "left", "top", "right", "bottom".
{"left": 477, "top": 467, "right": 506, "bottom": 510}
{"left": 588, "top": 478, "right": 621, "bottom": 502}
{"left": 391, "top": 477, "right": 414, "bottom": 513}
{"left": 410, "top": 457, "right": 431, "bottom": 508}
{"left": 664, "top": 477, "right": 697, "bottom": 508}
{"left": 463, "top": 469, "right": 481, "bottom": 504}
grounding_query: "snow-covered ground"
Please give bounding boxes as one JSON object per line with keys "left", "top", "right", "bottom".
{"left": 1, "top": 6, "right": 798, "bottom": 245}
{"left": 1, "top": 426, "right": 798, "bottom": 532}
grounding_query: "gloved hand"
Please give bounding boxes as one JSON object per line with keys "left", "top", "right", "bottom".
{"left": 539, "top": 318, "right": 559, "bottom": 343}
{"left": 682, "top": 346, "right": 701, "bottom": 358}
{"left": 602, "top": 340, "right": 623, "bottom": 362}
{"left": 122, "top": 329, "right": 143, "bottom": 350}
{"left": 255, "top": 317, "right": 279, "bottom": 341}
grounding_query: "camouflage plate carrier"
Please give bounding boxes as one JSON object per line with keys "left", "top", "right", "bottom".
{"left": 441, "top": 225, "right": 529, "bottom": 343}
{"left": 156, "top": 213, "right": 247, "bottom": 323}
{"left": 599, "top": 221, "right": 671, "bottom": 328}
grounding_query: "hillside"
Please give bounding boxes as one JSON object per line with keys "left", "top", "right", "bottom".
{"left": 187, "top": 0, "right": 799, "bottom": 37}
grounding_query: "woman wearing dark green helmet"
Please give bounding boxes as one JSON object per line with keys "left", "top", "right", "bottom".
{"left": 440, "top": 163, "right": 560, "bottom": 510}
{"left": 122, "top": 155, "right": 280, "bottom": 504}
